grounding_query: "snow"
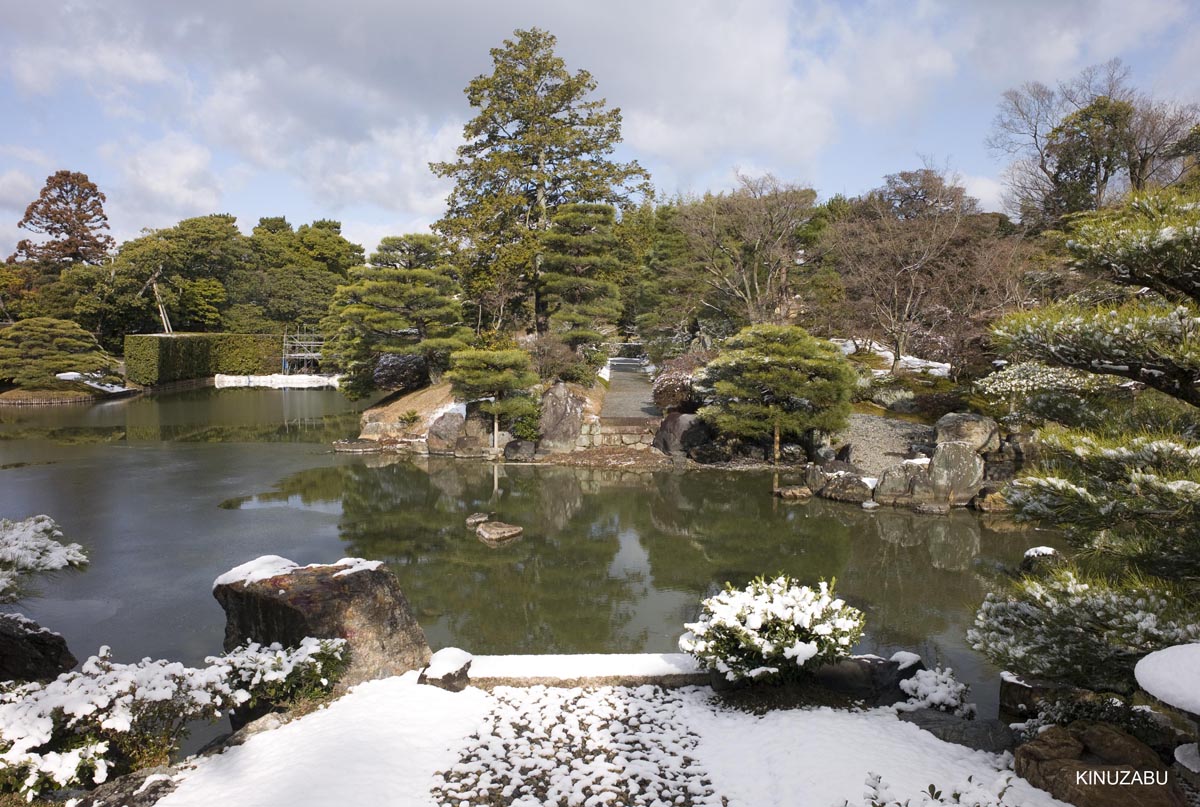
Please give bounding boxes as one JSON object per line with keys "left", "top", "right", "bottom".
{"left": 1134, "top": 643, "right": 1200, "bottom": 715}
{"left": 214, "top": 374, "right": 340, "bottom": 389}
{"left": 425, "top": 647, "right": 474, "bottom": 679}
{"left": 861, "top": 476, "right": 878, "bottom": 489}
{"left": 1176, "top": 742, "right": 1199, "bottom": 774}
{"left": 1023, "top": 546, "right": 1058, "bottom": 559}
{"left": 154, "top": 678, "right": 1065, "bottom": 807}
{"left": 598, "top": 361, "right": 612, "bottom": 382}
{"left": 896, "top": 667, "right": 975, "bottom": 718}
{"left": 426, "top": 399, "right": 467, "bottom": 427}
{"left": 889, "top": 651, "right": 922, "bottom": 670}
{"left": 469, "top": 653, "right": 701, "bottom": 680}
{"left": 54, "top": 372, "right": 132, "bottom": 394}
{"left": 0, "top": 516, "right": 88, "bottom": 601}
{"left": 830, "top": 338, "right": 951, "bottom": 378}
{"left": 902, "top": 457, "right": 931, "bottom": 466}
{"left": 212, "top": 556, "right": 381, "bottom": 590}
{"left": 861, "top": 500, "right": 880, "bottom": 511}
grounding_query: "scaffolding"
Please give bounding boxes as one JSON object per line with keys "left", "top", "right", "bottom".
{"left": 281, "top": 328, "right": 324, "bottom": 374}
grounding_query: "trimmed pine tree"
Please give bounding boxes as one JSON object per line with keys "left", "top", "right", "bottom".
{"left": 540, "top": 203, "right": 623, "bottom": 350}
{"left": 697, "top": 325, "right": 855, "bottom": 463}
{"left": 445, "top": 349, "right": 539, "bottom": 448}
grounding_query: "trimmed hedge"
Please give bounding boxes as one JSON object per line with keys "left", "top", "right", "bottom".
{"left": 124, "top": 333, "right": 282, "bottom": 386}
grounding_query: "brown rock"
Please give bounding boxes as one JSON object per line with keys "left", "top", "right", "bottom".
{"left": 819, "top": 473, "right": 874, "bottom": 503}
{"left": 1069, "top": 721, "right": 1165, "bottom": 770}
{"left": 426, "top": 412, "right": 464, "bottom": 454}
{"left": 537, "top": 382, "right": 586, "bottom": 453}
{"left": 935, "top": 412, "right": 1000, "bottom": 453}
{"left": 465, "top": 512, "right": 491, "bottom": 527}
{"left": 213, "top": 557, "right": 431, "bottom": 688}
{"left": 773, "top": 485, "right": 812, "bottom": 501}
{"left": 476, "top": 521, "right": 524, "bottom": 547}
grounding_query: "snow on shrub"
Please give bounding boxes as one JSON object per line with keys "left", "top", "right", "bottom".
{"left": 0, "top": 639, "right": 346, "bottom": 800}
{"left": 0, "top": 515, "right": 88, "bottom": 602}
{"left": 839, "top": 772, "right": 1016, "bottom": 806}
{"left": 679, "top": 576, "right": 864, "bottom": 682}
{"left": 972, "top": 361, "right": 1120, "bottom": 426}
{"left": 967, "top": 570, "right": 1200, "bottom": 694}
{"left": 897, "top": 667, "right": 975, "bottom": 719}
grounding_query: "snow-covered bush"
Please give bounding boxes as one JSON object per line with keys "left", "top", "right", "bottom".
{"left": 0, "top": 639, "right": 346, "bottom": 800}
{"left": 1015, "top": 695, "right": 1171, "bottom": 747}
{"left": 679, "top": 576, "right": 864, "bottom": 682}
{"left": 0, "top": 515, "right": 88, "bottom": 602}
{"left": 897, "top": 667, "right": 975, "bottom": 719}
{"left": 839, "top": 772, "right": 1015, "bottom": 806}
{"left": 972, "top": 361, "right": 1121, "bottom": 427}
{"left": 652, "top": 351, "right": 714, "bottom": 412}
{"left": 967, "top": 570, "right": 1200, "bottom": 694}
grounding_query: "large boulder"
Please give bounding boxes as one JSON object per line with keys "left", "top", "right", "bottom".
{"left": 476, "top": 521, "right": 524, "bottom": 547}
{"left": 820, "top": 473, "right": 875, "bottom": 504}
{"left": 75, "top": 765, "right": 178, "bottom": 807}
{"left": 652, "top": 413, "right": 713, "bottom": 458}
{"left": 537, "top": 383, "right": 586, "bottom": 453}
{"left": 898, "top": 708, "right": 1015, "bottom": 753}
{"left": 910, "top": 441, "right": 985, "bottom": 508}
{"left": 372, "top": 353, "right": 429, "bottom": 392}
{"left": 813, "top": 655, "right": 924, "bottom": 707}
{"left": 935, "top": 413, "right": 1000, "bottom": 453}
{"left": 426, "top": 412, "right": 464, "bottom": 455}
{"left": 503, "top": 439, "right": 536, "bottom": 462}
{"left": 213, "top": 556, "right": 431, "bottom": 688}
{"left": 872, "top": 461, "right": 927, "bottom": 507}
{"left": 0, "top": 613, "right": 76, "bottom": 682}
{"left": 1014, "top": 724, "right": 1184, "bottom": 807}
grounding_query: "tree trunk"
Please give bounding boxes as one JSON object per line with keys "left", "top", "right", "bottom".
{"left": 773, "top": 420, "right": 781, "bottom": 464}
{"left": 493, "top": 412, "right": 499, "bottom": 449}
{"left": 533, "top": 149, "right": 548, "bottom": 335}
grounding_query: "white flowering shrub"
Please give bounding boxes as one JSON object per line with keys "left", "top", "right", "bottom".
{"left": 967, "top": 570, "right": 1200, "bottom": 694}
{"left": 0, "top": 638, "right": 346, "bottom": 800}
{"left": 679, "top": 576, "right": 864, "bottom": 682}
{"left": 839, "top": 772, "right": 1015, "bottom": 806}
{"left": 897, "top": 667, "right": 975, "bottom": 719}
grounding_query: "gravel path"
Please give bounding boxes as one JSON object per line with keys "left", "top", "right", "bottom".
{"left": 835, "top": 414, "right": 934, "bottom": 476}
{"left": 601, "top": 359, "right": 660, "bottom": 420}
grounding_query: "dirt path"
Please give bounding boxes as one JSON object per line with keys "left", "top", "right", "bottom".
{"left": 600, "top": 359, "right": 660, "bottom": 421}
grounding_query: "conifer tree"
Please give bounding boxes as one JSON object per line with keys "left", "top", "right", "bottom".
{"left": 324, "top": 234, "right": 471, "bottom": 398}
{"left": 540, "top": 203, "right": 622, "bottom": 349}
{"left": 432, "top": 27, "right": 649, "bottom": 331}
{"left": 0, "top": 317, "right": 116, "bottom": 389}
{"left": 445, "top": 349, "right": 539, "bottom": 447}
{"left": 697, "top": 325, "right": 855, "bottom": 463}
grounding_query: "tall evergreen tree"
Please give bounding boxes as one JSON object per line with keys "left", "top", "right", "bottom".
{"left": 324, "top": 234, "right": 471, "bottom": 399}
{"left": 697, "top": 325, "right": 856, "bottom": 463}
{"left": 540, "top": 203, "right": 622, "bottom": 349}
{"left": 7, "top": 170, "right": 115, "bottom": 265}
{"left": 431, "top": 27, "right": 650, "bottom": 331}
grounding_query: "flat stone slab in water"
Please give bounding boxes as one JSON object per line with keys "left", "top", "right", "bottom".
{"left": 476, "top": 521, "right": 524, "bottom": 546}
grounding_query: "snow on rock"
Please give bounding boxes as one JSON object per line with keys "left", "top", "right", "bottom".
{"left": 214, "top": 374, "right": 340, "bottom": 389}
{"left": 212, "top": 556, "right": 382, "bottom": 590}
{"left": 156, "top": 673, "right": 491, "bottom": 807}
{"left": 54, "top": 372, "right": 132, "bottom": 394}
{"left": 1134, "top": 643, "right": 1200, "bottom": 715}
{"left": 1176, "top": 742, "right": 1199, "bottom": 774}
{"left": 425, "top": 648, "right": 473, "bottom": 680}
{"left": 889, "top": 651, "right": 922, "bottom": 671}
{"left": 1023, "top": 546, "right": 1058, "bottom": 559}
{"left": 425, "top": 399, "right": 467, "bottom": 428}
{"left": 469, "top": 653, "right": 701, "bottom": 680}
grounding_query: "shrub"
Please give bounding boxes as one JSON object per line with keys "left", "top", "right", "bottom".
{"left": 972, "top": 361, "right": 1124, "bottom": 427}
{"left": 0, "top": 318, "right": 117, "bottom": 390}
{"left": 0, "top": 639, "right": 346, "bottom": 800}
{"left": 527, "top": 334, "right": 595, "bottom": 385}
{"left": 967, "top": 569, "right": 1200, "bottom": 694}
{"left": 651, "top": 351, "right": 715, "bottom": 413}
{"left": 897, "top": 667, "right": 975, "bottom": 718}
{"left": 1016, "top": 695, "right": 1176, "bottom": 750}
{"left": 123, "top": 333, "right": 281, "bottom": 385}
{"left": 679, "top": 575, "right": 864, "bottom": 683}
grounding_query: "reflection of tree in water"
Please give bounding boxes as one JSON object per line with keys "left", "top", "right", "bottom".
{"left": 235, "top": 459, "right": 1055, "bottom": 661}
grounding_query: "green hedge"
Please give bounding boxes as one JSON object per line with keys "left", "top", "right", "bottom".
{"left": 124, "top": 333, "right": 282, "bottom": 386}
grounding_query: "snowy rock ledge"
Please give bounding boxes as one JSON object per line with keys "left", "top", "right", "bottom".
{"left": 212, "top": 555, "right": 430, "bottom": 688}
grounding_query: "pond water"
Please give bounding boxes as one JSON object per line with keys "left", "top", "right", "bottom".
{"left": 0, "top": 388, "right": 1059, "bottom": 717}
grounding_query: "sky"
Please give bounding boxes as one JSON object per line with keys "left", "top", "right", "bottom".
{"left": 1, "top": 0, "right": 1198, "bottom": 258}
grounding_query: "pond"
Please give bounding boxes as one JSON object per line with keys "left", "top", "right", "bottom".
{"left": 0, "top": 388, "right": 1060, "bottom": 717}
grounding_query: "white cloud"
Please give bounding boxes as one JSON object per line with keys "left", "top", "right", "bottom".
{"left": 9, "top": 42, "right": 173, "bottom": 95}
{"left": 100, "top": 133, "right": 222, "bottom": 236}
{"left": 0, "top": 169, "right": 38, "bottom": 212}
{"left": 962, "top": 174, "right": 1004, "bottom": 213}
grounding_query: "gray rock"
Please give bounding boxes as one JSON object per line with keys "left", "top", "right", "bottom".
{"left": 871, "top": 387, "right": 916, "bottom": 409}
{"left": 503, "top": 439, "right": 537, "bottom": 461}
{"left": 537, "top": 383, "right": 586, "bottom": 453}
{"left": 689, "top": 441, "right": 733, "bottom": 464}
{"left": 427, "top": 412, "right": 464, "bottom": 455}
{"left": 779, "top": 443, "right": 807, "bottom": 464}
{"left": 898, "top": 708, "right": 1015, "bottom": 753}
{"left": 910, "top": 441, "right": 984, "bottom": 508}
{"left": 419, "top": 650, "right": 473, "bottom": 693}
{"left": 1019, "top": 546, "right": 1063, "bottom": 575}
{"left": 465, "top": 512, "right": 491, "bottom": 527}
{"left": 873, "top": 463, "right": 924, "bottom": 506}
{"left": 0, "top": 613, "right": 76, "bottom": 682}
{"left": 213, "top": 558, "right": 431, "bottom": 689}
{"left": 935, "top": 413, "right": 1000, "bottom": 453}
{"left": 804, "top": 463, "right": 829, "bottom": 493}
{"left": 476, "top": 521, "right": 524, "bottom": 547}
{"left": 814, "top": 655, "right": 924, "bottom": 706}
{"left": 75, "top": 766, "right": 178, "bottom": 807}
{"left": 820, "top": 473, "right": 875, "bottom": 504}
{"left": 652, "top": 413, "right": 713, "bottom": 457}
{"left": 834, "top": 444, "right": 854, "bottom": 463}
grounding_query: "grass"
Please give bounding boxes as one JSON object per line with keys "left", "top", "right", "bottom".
{"left": 851, "top": 400, "right": 937, "bottom": 425}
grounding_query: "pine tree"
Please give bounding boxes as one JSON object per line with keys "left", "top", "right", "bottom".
{"left": 540, "top": 203, "right": 622, "bottom": 350}
{"left": 697, "top": 325, "right": 856, "bottom": 463}
{"left": 324, "top": 235, "right": 471, "bottom": 399}
{"left": 445, "top": 349, "right": 539, "bottom": 447}
{"left": 431, "top": 27, "right": 650, "bottom": 331}
{"left": 8, "top": 170, "right": 115, "bottom": 265}
{"left": 971, "top": 189, "right": 1200, "bottom": 692}
{"left": 0, "top": 317, "right": 116, "bottom": 389}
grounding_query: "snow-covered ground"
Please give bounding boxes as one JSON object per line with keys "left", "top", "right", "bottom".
{"left": 156, "top": 672, "right": 1067, "bottom": 807}
{"left": 54, "top": 371, "right": 135, "bottom": 394}
{"left": 829, "top": 338, "right": 951, "bottom": 378}
{"left": 213, "top": 374, "right": 340, "bottom": 389}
